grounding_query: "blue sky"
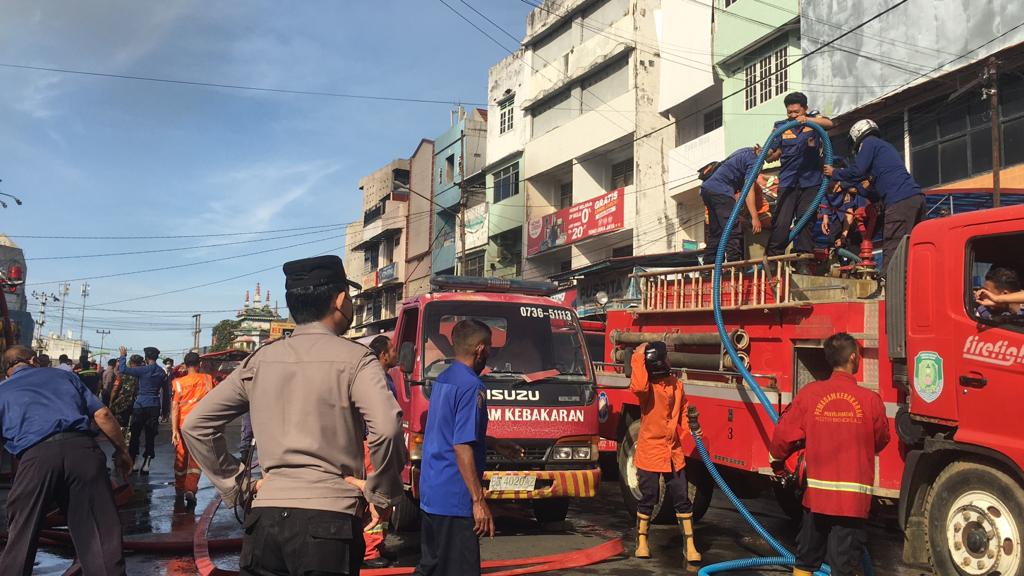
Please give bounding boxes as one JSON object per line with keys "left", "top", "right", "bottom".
{"left": 1, "top": 0, "right": 533, "bottom": 358}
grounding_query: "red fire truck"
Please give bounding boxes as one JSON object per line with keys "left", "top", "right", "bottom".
{"left": 596, "top": 204, "right": 1024, "bottom": 575}
{"left": 387, "top": 275, "right": 602, "bottom": 529}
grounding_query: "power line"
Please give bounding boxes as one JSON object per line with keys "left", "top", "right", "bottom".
{"left": 28, "top": 233, "right": 346, "bottom": 286}
{"left": 0, "top": 62, "right": 487, "bottom": 106}
{"left": 7, "top": 221, "right": 350, "bottom": 241}
{"left": 27, "top": 226, "right": 347, "bottom": 260}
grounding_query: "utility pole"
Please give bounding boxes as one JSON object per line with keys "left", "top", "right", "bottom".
{"left": 58, "top": 282, "right": 70, "bottom": 337}
{"left": 192, "top": 314, "right": 202, "bottom": 351}
{"left": 458, "top": 127, "right": 467, "bottom": 274}
{"left": 31, "top": 291, "right": 58, "bottom": 353}
{"left": 984, "top": 57, "right": 1002, "bottom": 208}
{"left": 95, "top": 329, "right": 110, "bottom": 363}
{"left": 78, "top": 282, "right": 89, "bottom": 344}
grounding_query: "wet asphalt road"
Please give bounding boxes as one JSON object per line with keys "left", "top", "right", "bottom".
{"left": 0, "top": 421, "right": 929, "bottom": 575}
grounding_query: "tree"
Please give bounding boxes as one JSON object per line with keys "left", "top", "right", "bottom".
{"left": 210, "top": 319, "right": 241, "bottom": 352}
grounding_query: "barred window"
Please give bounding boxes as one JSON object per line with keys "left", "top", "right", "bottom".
{"left": 499, "top": 97, "right": 515, "bottom": 134}
{"left": 744, "top": 42, "right": 789, "bottom": 110}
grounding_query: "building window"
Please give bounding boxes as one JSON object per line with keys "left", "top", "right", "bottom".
{"left": 492, "top": 227, "right": 522, "bottom": 276}
{"left": 499, "top": 96, "right": 515, "bottom": 134}
{"left": 612, "top": 158, "right": 634, "bottom": 189}
{"left": 559, "top": 182, "right": 573, "bottom": 210}
{"left": 493, "top": 163, "right": 520, "bottom": 203}
{"left": 464, "top": 250, "right": 485, "bottom": 277}
{"left": 444, "top": 154, "right": 455, "bottom": 185}
{"left": 612, "top": 244, "right": 633, "bottom": 258}
{"left": 532, "top": 88, "right": 577, "bottom": 137}
{"left": 582, "top": 57, "right": 630, "bottom": 113}
{"left": 745, "top": 42, "right": 788, "bottom": 110}
{"left": 909, "top": 76, "right": 1024, "bottom": 188}
{"left": 725, "top": 0, "right": 739, "bottom": 6}
{"left": 703, "top": 107, "right": 722, "bottom": 134}
{"left": 582, "top": 0, "right": 630, "bottom": 43}
{"left": 560, "top": 259, "right": 573, "bottom": 273}
{"left": 773, "top": 47, "right": 788, "bottom": 97}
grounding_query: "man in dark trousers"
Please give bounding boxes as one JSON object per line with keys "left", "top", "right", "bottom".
{"left": 0, "top": 345, "right": 133, "bottom": 576}
{"left": 765, "top": 92, "right": 834, "bottom": 272}
{"left": 414, "top": 320, "right": 523, "bottom": 576}
{"left": 769, "top": 333, "right": 890, "bottom": 576}
{"left": 825, "top": 119, "right": 925, "bottom": 290}
{"left": 700, "top": 144, "right": 765, "bottom": 264}
{"left": 117, "top": 345, "right": 169, "bottom": 475}
{"left": 183, "top": 255, "right": 405, "bottom": 576}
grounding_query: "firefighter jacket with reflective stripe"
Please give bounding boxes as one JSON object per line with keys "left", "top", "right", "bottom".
{"left": 629, "top": 347, "right": 688, "bottom": 473}
{"left": 769, "top": 371, "right": 889, "bottom": 518}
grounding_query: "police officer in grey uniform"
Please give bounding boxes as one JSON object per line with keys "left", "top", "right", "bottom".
{"left": 183, "top": 255, "right": 405, "bottom": 576}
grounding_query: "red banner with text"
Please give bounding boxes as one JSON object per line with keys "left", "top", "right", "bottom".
{"left": 526, "top": 188, "right": 625, "bottom": 256}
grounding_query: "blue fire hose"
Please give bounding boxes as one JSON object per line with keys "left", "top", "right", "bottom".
{"left": 689, "top": 120, "right": 871, "bottom": 575}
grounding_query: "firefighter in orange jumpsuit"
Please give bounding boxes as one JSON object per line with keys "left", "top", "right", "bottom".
{"left": 169, "top": 351, "right": 214, "bottom": 509}
{"left": 770, "top": 332, "right": 889, "bottom": 576}
{"left": 630, "top": 342, "right": 701, "bottom": 567}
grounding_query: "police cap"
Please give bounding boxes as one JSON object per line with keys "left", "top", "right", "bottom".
{"left": 283, "top": 255, "right": 362, "bottom": 291}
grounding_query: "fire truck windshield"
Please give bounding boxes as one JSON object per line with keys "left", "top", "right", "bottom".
{"left": 421, "top": 301, "right": 591, "bottom": 382}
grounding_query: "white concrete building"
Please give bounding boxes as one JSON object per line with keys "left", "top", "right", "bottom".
{"left": 516, "top": 0, "right": 719, "bottom": 287}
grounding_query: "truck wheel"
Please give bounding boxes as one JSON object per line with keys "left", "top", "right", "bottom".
{"left": 617, "top": 420, "right": 711, "bottom": 524}
{"left": 533, "top": 498, "right": 570, "bottom": 524}
{"left": 925, "top": 461, "right": 1024, "bottom": 576}
{"left": 391, "top": 490, "right": 421, "bottom": 533}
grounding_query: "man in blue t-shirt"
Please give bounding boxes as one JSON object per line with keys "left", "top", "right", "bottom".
{"left": 825, "top": 119, "right": 925, "bottom": 286}
{"left": 700, "top": 144, "right": 765, "bottom": 263}
{"left": 118, "top": 344, "right": 170, "bottom": 475}
{"left": 0, "top": 345, "right": 133, "bottom": 575}
{"left": 414, "top": 319, "right": 523, "bottom": 576}
{"left": 765, "top": 92, "right": 834, "bottom": 272}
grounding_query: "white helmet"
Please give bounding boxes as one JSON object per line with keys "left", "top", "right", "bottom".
{"left": 849, "top": 119, "right": 879, "bottom": 148}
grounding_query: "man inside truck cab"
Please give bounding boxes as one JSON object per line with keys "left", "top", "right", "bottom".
{"left": 975, "top": 267, "right": 1024, "bottom": 320}
{"left": 770, "top": 332, "right": 889, "bottom": 576}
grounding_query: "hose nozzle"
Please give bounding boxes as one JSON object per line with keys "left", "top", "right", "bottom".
{"left": 686, "top": 404, "right": 702, "bottom": 437}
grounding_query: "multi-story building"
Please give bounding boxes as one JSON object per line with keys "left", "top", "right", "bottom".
{"left": 404, "top": 139, "right": 435, "bottom": 298}
{"left": 431, "top": 108, "right": 488, "bottom": 276}
{"left": 510, "top": 0, "right": 713, "bottom": 315}
{"left": 483, "top": 50, "right": 530, "bottom": 279}
{"left": 348, "top": 159, "right": 411, "bottom": 335}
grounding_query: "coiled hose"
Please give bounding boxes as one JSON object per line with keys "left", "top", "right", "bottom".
{"left": 694, "top": 119, "right": 852, "bottom": 575}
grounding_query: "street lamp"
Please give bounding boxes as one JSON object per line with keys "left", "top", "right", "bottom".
{"left": 0, "top": 180, "right": 23, "bottom": 208}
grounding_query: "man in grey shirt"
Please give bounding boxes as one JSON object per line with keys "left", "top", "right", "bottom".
{"left": 183, "top": 255, "right": 405, "bottom": 576}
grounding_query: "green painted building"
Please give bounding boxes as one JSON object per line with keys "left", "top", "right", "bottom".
{"left": 714, "top": 0, "right": 802, "bottom": 152}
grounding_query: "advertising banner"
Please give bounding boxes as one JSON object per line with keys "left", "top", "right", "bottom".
{"left": 526, "top": 188, "right": 625, "bottom": 256}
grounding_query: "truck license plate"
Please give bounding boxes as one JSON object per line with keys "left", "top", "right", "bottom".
{"left": 489, "top": 475, "right": 536, "bottom": 492}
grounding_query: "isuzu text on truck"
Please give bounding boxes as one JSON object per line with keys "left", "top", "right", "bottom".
{"left": 387, "top": 276, "right": 601, "bottom": 529}
{"left": 596, "top": 204, "right": 1024, "bottom": 575}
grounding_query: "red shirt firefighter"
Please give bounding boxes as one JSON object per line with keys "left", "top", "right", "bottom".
{"left": 770, "top": 333, "right": 889, "bottom": 576}
{"left": 169, "top": 352, "right": 214, "bottom": 509}
{"left": 629, "top": 342, "right": 701, "bottom": 568}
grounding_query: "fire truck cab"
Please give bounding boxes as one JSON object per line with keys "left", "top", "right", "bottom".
{"left": 596, "top": 204, "right": 1024, "bottom": 575}
{"left": 388, "top": 276, "right": 601, "bottom": 529}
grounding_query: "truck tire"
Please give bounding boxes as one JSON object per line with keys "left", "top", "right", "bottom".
{"left": 925, "top": 461, "right": 1024, "bottom": 576}
{"left": 617, "top": 419, "right": 712, "bottom": 524}
{"left": 533, "top": 498, "right": 570, "bottom": 524}
{"left": 391, "top": 490, "right": 421, "bottom": 533}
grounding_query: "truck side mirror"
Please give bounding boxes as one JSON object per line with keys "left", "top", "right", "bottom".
{"left": 399, "top": 342, "right": 415, "bottom": 374}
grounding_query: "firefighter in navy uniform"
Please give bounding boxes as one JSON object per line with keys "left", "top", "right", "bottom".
{"left": 629, "top": 342, "right": 701, "bottom": 567}
{"left": 770, "top": 333, "right": 890, "bottom": 576}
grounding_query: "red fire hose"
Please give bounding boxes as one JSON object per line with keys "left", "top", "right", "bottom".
{"left": 194, "top": 497, "right": 624, "bottom": 576}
